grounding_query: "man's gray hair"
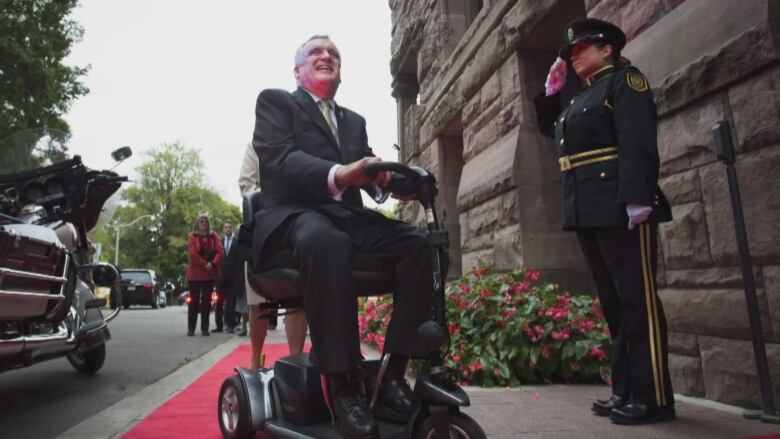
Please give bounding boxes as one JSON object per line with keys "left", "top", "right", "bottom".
{"left": 294, "top": 34, "right": 332, "bottom": 67}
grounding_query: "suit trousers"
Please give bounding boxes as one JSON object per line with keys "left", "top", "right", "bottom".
{"left": 268, "top": 210, "right": 433, "bottom": 374}
{"left": 576, "top": 224, "right": 674, "bottom": 407}
{"left": 188, "top": 280, "right": 213, "bottom": 333}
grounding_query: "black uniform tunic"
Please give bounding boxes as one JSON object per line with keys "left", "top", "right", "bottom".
{"left": 534, "top": 64, "right": 674, "bottom": 408}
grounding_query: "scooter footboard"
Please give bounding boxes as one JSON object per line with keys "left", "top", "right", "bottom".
{"left": 235, "top": 367, "right": 275, "bottom": 431}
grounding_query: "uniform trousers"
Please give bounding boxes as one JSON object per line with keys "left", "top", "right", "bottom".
{"left": 267, "top": 210, "right": 433, "bottom": 373}
{"left": 576, "top": 223, "right": 674, "bottom": 407}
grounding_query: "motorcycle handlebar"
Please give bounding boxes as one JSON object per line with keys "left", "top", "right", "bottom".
{"left": 364, "top": 161, "right": 427, "bottom": 180}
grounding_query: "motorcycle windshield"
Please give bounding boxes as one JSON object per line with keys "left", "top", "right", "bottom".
{"left": 0, "top": 129, "right": 72, "bottom": 176}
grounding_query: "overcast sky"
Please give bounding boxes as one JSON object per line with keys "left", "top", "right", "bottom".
{"left": 64, "top": 1, "right": 398, "bottom": 207}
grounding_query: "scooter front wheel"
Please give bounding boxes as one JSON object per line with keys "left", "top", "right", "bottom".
{"left": 416, "top": 412, "right": 486, "bottom": 439}
{"left": 218, "top": 375, "right": 252, "bottom": 439}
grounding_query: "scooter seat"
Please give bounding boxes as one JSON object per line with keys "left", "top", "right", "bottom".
{"left": 251, "top": 249, "right": 394, "bottom": 302}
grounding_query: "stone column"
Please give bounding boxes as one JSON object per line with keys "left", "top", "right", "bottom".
{"left": 392, "top": 73, "right": 420, "bottom": 163}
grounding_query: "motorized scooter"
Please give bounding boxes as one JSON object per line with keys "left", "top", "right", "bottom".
{"left": 218, "top": 162, "right": 487, "bottom": 438}
{"left": 0, "top": 129, "right": 128, "bottom": 374}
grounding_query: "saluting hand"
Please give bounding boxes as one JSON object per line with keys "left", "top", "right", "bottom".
{"left": 545, "top": 57, "right": 568, "bottom": 96}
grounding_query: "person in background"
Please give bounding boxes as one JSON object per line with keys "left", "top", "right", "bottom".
{"left": 533, "top": 18, "right": 674, "bottom": 425}
{"left": 214, "top": 220, "right": 238, "bottom": 333}
{"left": 238, "top": 142, "right": 308, "bottom": 366}
{"left": 186, "top": 213, "right": 224, "bottom": 336}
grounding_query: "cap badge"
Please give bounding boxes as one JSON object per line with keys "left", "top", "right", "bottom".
{"left": 567, "top": 27, "right": 574, "bottom": 42}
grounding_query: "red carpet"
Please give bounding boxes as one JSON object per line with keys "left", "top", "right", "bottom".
{"left": 123, "top": 343, "right": 295, "bottom": 439}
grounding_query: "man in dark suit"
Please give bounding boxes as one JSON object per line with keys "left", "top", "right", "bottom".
{"left": 251, "top": 35, "right": 431, "bottom": 438}
{"left": 217, "top": 221, "right": 239, "bottom": 333}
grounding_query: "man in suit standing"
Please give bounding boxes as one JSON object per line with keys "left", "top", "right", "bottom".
{"left": 217, "top": 221, "right": 238, "bottom": 333}
{"left": 251, "top": 35, "right": 432, "bottom": 438}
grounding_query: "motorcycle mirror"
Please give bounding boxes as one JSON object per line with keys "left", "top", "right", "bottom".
{"left": 92, "top": 263, "right": 119, "bottom": 287}
{"left": 111, "top": 146, "right": 132, "bottom": 162}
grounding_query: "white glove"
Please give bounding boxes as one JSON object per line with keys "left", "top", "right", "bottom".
{"left": 545, "top": 57, "right": 568, "bottom": 96}
{"left": 627, "top": 204, "right": 653, "bottom": 230}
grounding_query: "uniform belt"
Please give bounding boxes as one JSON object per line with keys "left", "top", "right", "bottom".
{"left": 559, "top": 147, "right": 619, "bottom": 172}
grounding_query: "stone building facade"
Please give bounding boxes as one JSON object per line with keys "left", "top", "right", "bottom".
{"left": 388, "top": 0, "right": 780, "bottom": 407}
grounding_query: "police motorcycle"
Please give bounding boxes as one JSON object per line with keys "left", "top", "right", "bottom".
{"left": 218, "top": 162, "right": 487, "bottom": 439}
{"left": 0, "top": 129, "right": 128, "bottom": 375}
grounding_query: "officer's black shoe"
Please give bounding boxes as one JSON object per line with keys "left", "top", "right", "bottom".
{"left": 212, "top": 327, "right": 223, "bottom": 333}
{"left": 202, "top": 330, "right": 210, "bottom": 336}
{"left": 591, "top": 394, "right": 627, "bottom": 416}
{"left": 609, "top": 403, "right": 676, "bottom": 425}
{"left": 186, "top": 330, "right": 194, "bottom": 337}
{"left": 328, "top": 370, "right": 379, "bottom": 439}
{"left": 374, "top": 378, "right": 414, "bottom": 423}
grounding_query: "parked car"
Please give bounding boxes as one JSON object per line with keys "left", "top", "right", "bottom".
{"left": 120, "top": 269, "right": 165, "bottom": 309}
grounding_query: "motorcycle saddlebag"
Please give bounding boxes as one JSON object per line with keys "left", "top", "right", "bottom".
{"left": 0, "top": 225, "right": 71, "bottom": 321}
{"left": 273, "top": 352, "right": 331, "bottom": 426}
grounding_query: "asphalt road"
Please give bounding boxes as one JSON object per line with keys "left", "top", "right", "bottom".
{"left": 0, "top": 305, "right": 233, "bottom": 439}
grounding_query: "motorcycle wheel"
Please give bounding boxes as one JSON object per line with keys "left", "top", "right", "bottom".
{"left": 218, "top": 375, "right": 252, "bottom": 439}
{"left": 416, "top": 412, "right": 487, "bottom": 439}
{"left": 67, "top": 343, "right": 106, "bottom": 375}
{"left": 152, "top": 299, "right": 159, "bottom": 309}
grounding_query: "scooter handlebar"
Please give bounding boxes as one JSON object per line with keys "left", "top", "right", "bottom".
{"left": 364, "top": 161, "right": 427, "bottom": 181}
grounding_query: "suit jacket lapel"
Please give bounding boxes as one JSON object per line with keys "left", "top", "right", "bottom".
{"left": 292, "top": 88, "right": 341, "bottom": 154}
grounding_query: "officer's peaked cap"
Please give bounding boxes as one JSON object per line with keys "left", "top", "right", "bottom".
{"left": 559, "top": 18, "right": 626, "bottom": 59}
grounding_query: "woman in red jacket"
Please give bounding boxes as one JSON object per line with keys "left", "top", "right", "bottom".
{"left": 186, "top": 214, "right": 224, "bottom": 336}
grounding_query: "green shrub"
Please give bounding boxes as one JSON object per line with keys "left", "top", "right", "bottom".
{"left": 359, "top": 266, "right": 612, "bottom": 386}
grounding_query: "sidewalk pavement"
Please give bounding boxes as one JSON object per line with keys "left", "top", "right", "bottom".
{"left": 59, "top": 326, "right": 780, "bottom": 439}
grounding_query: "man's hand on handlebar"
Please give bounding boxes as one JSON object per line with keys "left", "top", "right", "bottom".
{"left": 335, "top": 157, "right": 391, "bottom": 190}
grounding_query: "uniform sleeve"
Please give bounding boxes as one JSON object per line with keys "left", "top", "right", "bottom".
{"left": 611, "top": 69, "right": 660, "bottom": 205}
{"left": 533, "top": 91, "right": 561, "bottom": 138}
{"left": 252, "top": 89, "right": 339, "bottom": 199}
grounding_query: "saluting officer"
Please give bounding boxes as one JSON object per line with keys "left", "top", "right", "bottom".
{"left": 534, "top": 18, "right": 675, "bottom": 425}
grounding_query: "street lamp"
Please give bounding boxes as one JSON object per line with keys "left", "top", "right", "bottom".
{"left": 114, "top": 214, "right": 154, "bottom": 265}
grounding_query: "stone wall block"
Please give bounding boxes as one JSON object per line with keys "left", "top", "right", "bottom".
{"left": 669, "top": 353, "right": 706, "bottom": 397}
{"left": 700, "top": 148, "right": 780, "bottom": 265}
{"left": 493, "top": 224, "right": 524, "bottom": 271}
{"left": 659, "top": 202, "right": 712, "bottom": 269}
{"left": 658, "top": 169, "right": 700, "bottom": 205}
{"left": 698, "top": 335, "right": 780, "bottom": 407}
{"left": 665, "top": 267, "right": 764, "bottom": 289}
{"left": 499, "top": 52, "right": 522, "bottom": 108}
{"left": 656, "top": 95, "right": 726, "bottom": 174}
{"left": 729, "top": 67, "right": 780, "bottom": 153}
{"left": 481, "top": 72, "right": 501, "bottom": 109}
{"left": 589, "top": 0, "right": 669, "bottom": 41}
{"left": 459, "top": 29, "right": 506, "bottom": 104}
{"left": 668, "top": 331, "right": 699, "bottom": 356}
{"left": 465, "top": 197, "right": 502, "bottom": 238}
{"left": 462, "top": 249, "right": 494, "bottom": 273}
{"left": 464, "top": 117, "right": 501, "bottom": 162}
{"left": 463, "top": 91, "right": 482, "bottom": 127}
{"left": 764, "top": 266, "right": 780, "bottom": 343}
{"left": 465, "top": 99, "right": 501, "bottom": 143}
{"left": 458, "top": 128, "right": 518, "bottom": 211}
{"left": 659, "top": 288, "right": 774, "bottom": 341}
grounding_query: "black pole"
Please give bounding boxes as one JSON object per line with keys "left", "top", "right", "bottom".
{"left": 712, "top": 121, "right": 779, "bottom": 423}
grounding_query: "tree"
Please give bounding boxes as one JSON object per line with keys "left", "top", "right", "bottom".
{"left": 0, "top": 0, "right": 89, "bottom": 144}
{"left": 92, "top": 142, "right": 240, "bottom": 289}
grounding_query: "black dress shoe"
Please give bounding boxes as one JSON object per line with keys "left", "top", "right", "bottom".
{"left": 610, "top": 403, "right": 676, "bottom": 425}
{"left": 327, "top": 370, "right": 379, "bottom": 439}
{"left": 592, "top": 394, "right": 627, "bottom": 416}
{"left": 186, "top": 331, "right": 194, "bottom": 336}
{"left": 202, "top": 330, "right": 210, "bottom": 336}
{"left": 374, "top": 378, "right": 414, "bottom": 423}
{"left": 212, "top": 328, "right": 223, "bottom": 333}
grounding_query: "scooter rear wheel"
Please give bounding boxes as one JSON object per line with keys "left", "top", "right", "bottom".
{"left": 416, "top": 412, "right": 486, "bottom": 439}
{"left": 218, "top": 375, "right": 252, "bottom": 439}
